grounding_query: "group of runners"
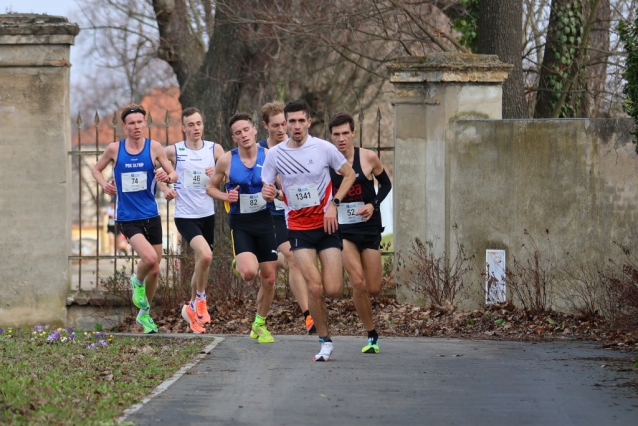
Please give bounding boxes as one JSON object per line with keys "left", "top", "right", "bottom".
{"left": 92, "top": 100, "right": 392, "bottom": 362}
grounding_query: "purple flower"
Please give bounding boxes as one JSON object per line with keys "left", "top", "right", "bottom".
{"left": 67, "top": 328, "right": 74, "bottom": 334}
{"left": 0, "top": 328, "right": 3, "bottom": 333}
{"left": 47, "top": 330, "right": 60, "bottom": 341}
{"left": 99, "top": 340, "right": 107, "bottom": 346}
{"left": 87, "top": 343, "right": 97, "bottom": 349}
{"left": 34, "top": 325, "right": 46, "bottom": 332}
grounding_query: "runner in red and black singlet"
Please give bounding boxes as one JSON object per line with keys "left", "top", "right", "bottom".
{"left": 329, "top": 112, "right": 392, "bottom": 354}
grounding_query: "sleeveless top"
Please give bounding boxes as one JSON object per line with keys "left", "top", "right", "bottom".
{"left": 173, "top": 140, "right": 217, "bottom": 218}
{"left": 257, "top": 138, "right": 285, "bottom": 217}
{"left": 225, "top": 146, "right": 273, "bottom": 216}
{"left": 329, "top": 147, "right": 382, "bottom": 234}
{"left": 113, "top": 139, "right": 159, "bottom": 222}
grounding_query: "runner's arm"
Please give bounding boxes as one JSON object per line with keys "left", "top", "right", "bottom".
{"left": 151, "top": 140, "right": 178, "bottom": 183}
{"left": 157, "top": 145, "right": 177, "bottom": 200}
{"left": 91, "top": 143, "right": 118, "bottom": 196}
{"left": 206, "top": 152, "right": 236, "bottom": 202}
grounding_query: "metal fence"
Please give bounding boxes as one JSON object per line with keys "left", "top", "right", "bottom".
{"left": 68, "top": 108, "right": 394, "bottom": 291}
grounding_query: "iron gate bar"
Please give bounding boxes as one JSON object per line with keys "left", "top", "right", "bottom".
{"left": 94, "top": 112, "right": 100, "bottom": 282}
{"left": 76, "top": 112, "right": 82, "bottom": 291}
{"left": 164, "top": 110, "right": 170, "bottom": 279}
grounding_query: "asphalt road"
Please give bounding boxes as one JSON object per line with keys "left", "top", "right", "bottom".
{"left": 123, "top": 335, "right": 638, "bottom": 425}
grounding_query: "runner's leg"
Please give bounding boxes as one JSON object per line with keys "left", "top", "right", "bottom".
{"left": 342, "top": 240, "right": 374, "bottom": 331}
{"left": 190, "top": 235, "right": 213, "bottom": 295}
{"left": 235, "top": 251, "right": 260, "bottom": 281}
{"left": 294, "top": 248, "right": 327, "bottom": 336}
{"left": 361, "top": 247, "right": 383, "bottom": 297}
{"left": 318, "top": 247, "right": 344, "bottom": 298}
{"left": 256, "top": 260, "right": 277, "bottom": 317}
{"left": 280, "top": 241, "right": 309, "bottom": 312}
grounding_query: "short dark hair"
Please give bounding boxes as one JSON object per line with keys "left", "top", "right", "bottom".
{"left": 228, "top": 113, "right": 254, "bottom": 129}
{"left": 260, "top": 101, "right": 285, "bottom": 124}
{"left": 182, "top": 107, "right": 202, "bottom": 123}
{"left": 121, "top": 104, "right": 146, "bottom": 122}
{"left": 328, "top": 112, "right": 355, "bottom": 133}
{"left": 284, "top": 100, "right": 310, "bottom": 119}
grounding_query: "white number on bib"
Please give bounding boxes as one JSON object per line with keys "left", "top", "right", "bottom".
{"left": 338, "top": 202, "right": 365, "bottom": 224}
{"left": 184, "top": 169, "right": 209, "bottom": 189}
{"left": 288, "top": 185, "right": 320, "bottom": 209}
{"left": 239, "top": 192, "right": 267, "bottom": 213}
{"left": 121, "top": 171, "right": 147, "bottom": 192}
{"left": 274, "top": 199, "right": 286, "bottom": 211}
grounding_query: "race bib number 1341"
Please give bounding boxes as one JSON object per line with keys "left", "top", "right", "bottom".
{"left": 288, "top": 185, "right": 320, "bottom": 209}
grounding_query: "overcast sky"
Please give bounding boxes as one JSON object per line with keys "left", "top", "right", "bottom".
{"left": 3, "top": 0, "right": 77, "bottom": 17}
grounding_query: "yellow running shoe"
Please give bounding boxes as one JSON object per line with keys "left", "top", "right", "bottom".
{"left": 250, "top": 323, "right": 274, "bottom": 343}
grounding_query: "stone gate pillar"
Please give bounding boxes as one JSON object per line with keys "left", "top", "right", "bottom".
{"left": 388, "top": 53, "right": 511, "bottom": 302}
{"left": 0, "top": 15, "right": 79, "bottom": 326}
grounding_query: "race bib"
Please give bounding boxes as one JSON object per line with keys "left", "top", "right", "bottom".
{"left": 338, "top": 202, "right": 365, "bottom": 224}
{"left": 239, "top": 192, "right": 267, "bottom": 213}
{"left": 274, "top": 199, "right": 286, "bottom": 211}
{"left": 108, "top": 217, "right": 115, "bottom": 226}
{"left": 121, "top": 171, "right": 147, "bottom": 193}
{"left": 184, "top": 169, "right": 209, "bottom": 189}
{"left": 288, "top": 184, "right": 320, "bottom": 209}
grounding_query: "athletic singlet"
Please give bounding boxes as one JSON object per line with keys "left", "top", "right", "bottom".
{"left": 330, "top": 147, "right": 382, "bottom": 234}
{"left": 258, "top": 138, "right": 285, "bottom": 217}
{"left": 225, "top": 146, "right": 273, "bottom": 215}
{"left": 113, "top": 139, "right": 159, "bottom": 222}
{"left": 261, "top": 136, "right": 347, "bottom": 231}
{"left": 173, "top": 140, "right": 216, "bottom": 218}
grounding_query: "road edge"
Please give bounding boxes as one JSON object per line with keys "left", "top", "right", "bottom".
{"left": 118, "top": 336, "right": 225, "bottom": 424}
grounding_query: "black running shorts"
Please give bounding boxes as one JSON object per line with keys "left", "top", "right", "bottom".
{"left": 272, "top": 215, "right": 288, "bottom": 248}
{"left": 230, "top": 210, "right": 278, "bottom": 263}
{"left": 288, "top": 228, "right": 343, "bottom": 252}
{"left": 174, "top": 214, "right": 215, "bottom": 248}
{"left": 342, "top": 232, "right": 381, "bottom": 252}
{"left": 118, "top": 216, "right": 163, "bottom": 245}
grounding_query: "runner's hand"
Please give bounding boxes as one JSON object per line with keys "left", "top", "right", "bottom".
{"left": 164, "top": 189, "right": 177, "bottom": 201}
{"left": 228, "top": 185, "right": 240, "bottom": 203}
{"left": 154, "top": 169, "right": 169, "bottom": 183}
{"left": 262, "top": 182, "right": 277, "bottom": 202}
{"left": 104, "top": 179, "right": 116, "bottom": 196}
{"left": 205, "top": 166, "right": 214, "bottom": 178}
{"left": 324, "top": 204, "right": 338, "bottom": 234}
{"left": 357, "top": 204, "right": 375, "bottom": 221}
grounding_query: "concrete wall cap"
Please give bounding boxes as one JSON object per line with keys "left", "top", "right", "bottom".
{"left": 0, "top": 14, "right": 80, "bottom": 37}
{"left": 388, "top": 53, "right": 512, "bottom": 83}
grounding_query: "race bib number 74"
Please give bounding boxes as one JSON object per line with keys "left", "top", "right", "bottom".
{"left": 121, "top": 171, "right": 147, "bottom": 193}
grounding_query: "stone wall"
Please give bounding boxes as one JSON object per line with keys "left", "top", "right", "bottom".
{"left": 448, "top": 118, "right": 636, "bottom": 306}
{"left": 0, "top": 15, "right": 79, "bottom": 326}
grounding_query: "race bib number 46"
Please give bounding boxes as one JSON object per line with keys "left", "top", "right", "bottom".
{"left": 184, "top": 169, "right": 209, "bottom": 189}
{"left": 239, "top": 192, "right": 267, "bottom": 213}
{"left": 338, "top": 202, "right": 365, "bottom": 224}
{"left": 288, "top": 184, "right": 320, "bottom": 209}
{"left": 121, "top": 171, "right": 147, "bottom": 193}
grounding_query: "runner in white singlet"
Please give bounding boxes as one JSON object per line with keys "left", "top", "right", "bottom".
{"left": 159, "top": 107, "right": 224, "bottom": 334}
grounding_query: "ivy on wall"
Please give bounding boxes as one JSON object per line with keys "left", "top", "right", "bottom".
{"left": 452, "top": 0, "right": 479, "bottom": 53}
{"left": 619, "top": 14, "right": 638, "bottom": 140}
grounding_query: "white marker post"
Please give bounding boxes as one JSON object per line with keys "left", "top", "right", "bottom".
{"left": 486, "top": 250, "right": 506, "bottom": 304}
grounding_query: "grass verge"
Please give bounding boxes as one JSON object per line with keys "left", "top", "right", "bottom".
{"left": 0, "top": 326, "right": 210, "bottom": 425}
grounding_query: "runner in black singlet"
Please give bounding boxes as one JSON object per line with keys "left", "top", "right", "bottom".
{"left": 329, "top": 112, "right": 392, "bottom": 354}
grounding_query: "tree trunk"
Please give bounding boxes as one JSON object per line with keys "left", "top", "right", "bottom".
{"left": 534, "top": 0, "right": 587, "bottom": 118}
{"left": 579, "top": 0, "right": 610, "bottom": 117}
{"left": 477, "top": 0, "right": 527, "bottom": 118}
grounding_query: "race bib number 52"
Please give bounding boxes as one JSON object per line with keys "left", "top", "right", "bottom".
{"left": 121, "top": 171, "right": 147, "bottom": 193}
{"left": 337, "top": 202, "right": 365, "bottom": 224}
{"left": 288, "top": 185, "right": 320, "bottom": 209}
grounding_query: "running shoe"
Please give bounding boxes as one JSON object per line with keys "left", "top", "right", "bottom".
{"left": 250, "top": 323, "right": 274, "bottom": 343}
{"left": 231, "top": 258, "right": 241, "bottom": 278}
{"left": 314, "top": 341, "right": 333, "bottom": 362}
{"left": 181, "top": 305, "right": 205, "bottom": 334}
{"left": 195, "top": 299, "right": 211, "bottom": 324}
{"left": 362, "top": 337, "right": 379, "bottom": 354}
{"left": 136, "top": 312, "right": 158, "bottom": 334}
{"left": 305, "top": 314, "right": 316, "bottom": 335}
{"left": 130, "top": 274, "right": 149, "bottom": 310}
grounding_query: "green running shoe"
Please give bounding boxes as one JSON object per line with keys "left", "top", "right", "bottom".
{"left": 136, "top": 312, "right": 158, "bottom": 334}
{"left": 130, "top": 274, "right": 149, "bottom": 310}
{"left": 362, "top": 338, "right": 379, "bottom": 354}
{"left": 250, "top": 323, "right": 274, "bottom": 343}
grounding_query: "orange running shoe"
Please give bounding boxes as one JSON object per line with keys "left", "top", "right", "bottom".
{"left": 195, "top": 299, "right": 211, "bottom": 324}
{"left": 181, "top": 304, "right": 205, "bottom": 334}
{"left": 305, "top": 314, "right": 316, "bottom": 335}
